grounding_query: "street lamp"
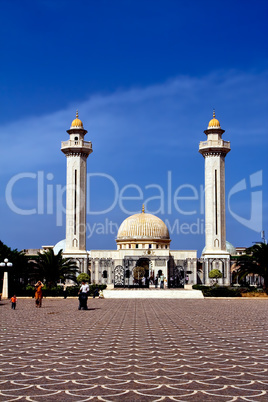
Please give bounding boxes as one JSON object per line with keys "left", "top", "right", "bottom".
{"left": 0, "top": 258, "right": 13, "bottom": 299}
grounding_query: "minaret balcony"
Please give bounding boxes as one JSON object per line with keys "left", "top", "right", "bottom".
{"left": 199, "top": 139, "right": 230, "bottom": 155}
{"left": 61, "top": 139, "right": 92, "bottom": 155}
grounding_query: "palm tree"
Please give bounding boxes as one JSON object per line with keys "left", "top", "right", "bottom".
{"left": 234, "top": 243, "right": 268, "bottom": 290}
{"left": 32, "top": 248, "right": 78, "bottom": 288}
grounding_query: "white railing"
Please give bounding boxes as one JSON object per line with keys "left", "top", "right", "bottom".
{"left": 61, "top": 140, "right": 92, "bottom": 149}
{"left": 199, "top": 140, "right": 230, "bottom": 149}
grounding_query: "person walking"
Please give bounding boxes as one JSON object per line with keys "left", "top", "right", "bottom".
{"left": 98, "top": 289, "right": 104, "bottom": 298}
{"left": 62, "top": 282, "right": 67, "bottom": 299}
{"left": 78, "top": 281, "right": 89, "bottom": 310}
{"left": 10, "top": 295, "right": 17, "bottom": 310}
{"left": 154, "top": 276, "right": 158, "bottom": 288}
{"left": 34, "top": 281, "right": 44, "bottom": 308}
{"left": 160, "top": 274, "right": 165, "bottom": 289}
{"left": 93, "top": 287, "right": 99, "bottom": 298}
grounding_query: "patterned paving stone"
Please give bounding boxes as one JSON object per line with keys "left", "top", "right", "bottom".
{"left": 0, "top": 298, "right": 267, "bottom": 401}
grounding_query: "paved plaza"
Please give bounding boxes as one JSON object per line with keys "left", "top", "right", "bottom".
{"left": 0, "top": 298, "right": 267, "bottom": 401}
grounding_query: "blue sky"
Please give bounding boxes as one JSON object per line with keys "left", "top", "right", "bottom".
{"left": 0, "top": 0, "right": 267, "bottom": 255}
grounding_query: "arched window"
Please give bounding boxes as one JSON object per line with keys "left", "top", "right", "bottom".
{"left": 102, "top": 270, "right": 107, "bottom": 278}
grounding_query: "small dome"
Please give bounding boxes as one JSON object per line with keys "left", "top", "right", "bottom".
{"left": 53, "top": 239, "right": 66, "bottom": 254}
{"left": 201, "top": 240, "right": 236, "bottom": 256}
{"left": 226, "top": 241, "right": 236, "bottom": 255}
{"left": 208, "top": 110, "right": 221, "bottom": 128}
{"left": 71, "top": 110, "right": 84, "bottom": 128}
{"left": 117, "top": 206, "right": 170, "bottom": 241}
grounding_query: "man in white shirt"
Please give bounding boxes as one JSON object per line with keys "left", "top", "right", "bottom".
{"left": 78, "top": 281, "right": 89, "bottom": 310}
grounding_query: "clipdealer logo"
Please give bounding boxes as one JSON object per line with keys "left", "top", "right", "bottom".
{"left": 5, "top": 170, "right": 263, "bottom": 234}
{"left": 228, "top": 170, "right": 263, "bottom": 232}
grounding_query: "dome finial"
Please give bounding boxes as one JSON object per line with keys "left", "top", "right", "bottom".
{"left": 208, "top": 110, "right": 221, "bottom": 129}
{"left": 142, "top": 204, "right": 145, "bottom": 213}
{"left": 70, "top": 110, "right": 84, "bottom": 128}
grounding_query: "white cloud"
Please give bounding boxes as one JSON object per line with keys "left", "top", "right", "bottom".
{"left": 2, "top": 69, "right": 267, "bottom": 175}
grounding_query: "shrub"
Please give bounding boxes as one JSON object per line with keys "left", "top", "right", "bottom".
{"left": 42, "top": 286, "right": 63, "bottom": 297}
{"left": 192, "top": 285, "right": 209, "bottom": 290}
{"left": 77, "top": 273, "right": 90, "bottom": 284}
{"left": 206, "top": 286, "right": 241, "bottom": 297}
{"left": 193, "top": 285, "right": 241, "bottom": 297}
{"left": 66, "top": 286, "right": 80, "bottom": 296}
{"left": 239, "top": 287, "right": 257, "bottom": 294}
{"left": 15, "top": 284, "right": 35, "bottom": 297}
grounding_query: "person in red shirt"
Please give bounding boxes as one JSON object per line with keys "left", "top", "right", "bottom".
{"left": 10, "top": 295, "right": 17, "bottom": 310}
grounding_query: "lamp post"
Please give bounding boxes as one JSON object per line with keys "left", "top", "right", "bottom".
{"left": 0, "top": 258, "right": 13, "bottom": 299}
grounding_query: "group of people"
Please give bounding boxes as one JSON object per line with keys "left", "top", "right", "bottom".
{"left": 154, "top": 274, "right": 166, "bottom": 289}
{"left": 24, "top": 279, "right": 104, "bottom": 310}
{"left": 154, "top": 274, "right": 190, "bottom": 288}
{"left": 9, "top": 280, "right": 44, "bottom": 310}
{"left": 10, "top": 272, "right": 190, "bottom": 311}
{"left": 137, "top": 273, "right": 189, "bottom": 289}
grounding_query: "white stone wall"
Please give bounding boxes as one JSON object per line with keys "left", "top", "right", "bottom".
{"left": 90, "top": 249, "right": 198, "bottom": 286}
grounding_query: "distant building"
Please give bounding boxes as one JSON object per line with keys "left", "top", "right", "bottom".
{"left": 235, "top": 247, "right": 247, "bottom": 256}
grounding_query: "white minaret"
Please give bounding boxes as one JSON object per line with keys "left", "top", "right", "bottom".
{"left": 199, "top": 111, "right": 231, "bottom": 285}
{"left": 61, "top": 111, "right": 92, "bottom": 254}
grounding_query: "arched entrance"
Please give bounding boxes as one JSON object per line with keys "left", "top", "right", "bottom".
{"left": 133, "top": 258, "right": 150, "bottom": 288}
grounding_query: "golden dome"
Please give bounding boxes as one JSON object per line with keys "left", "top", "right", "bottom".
{"left": 208, "top": 110, "right": 221, "bottom": 128}
{"left": 71, "top": 110, "right": 84, "bottom": 128}
{"left": 117, "top": 206, "right": 170, "bottom": 240}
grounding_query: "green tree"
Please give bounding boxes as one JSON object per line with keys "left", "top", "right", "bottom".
{"left": 32, "top": 248, "right": 78, "bottom": 288}
{"left": 77, "top": 273, "right": 90, "bottom": 283}
{"left": 234, "top": 243, "right": 268, "bottom": 290}
{"left": 209, "top": 269, "right": 223, "bottom": 284}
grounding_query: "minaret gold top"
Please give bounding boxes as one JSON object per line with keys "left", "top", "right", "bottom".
{"left": 71, "top": 110, "right": 84, "bottom": 128}
{"left": 208, "top": 109, "right": 221, "bottom": 128}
